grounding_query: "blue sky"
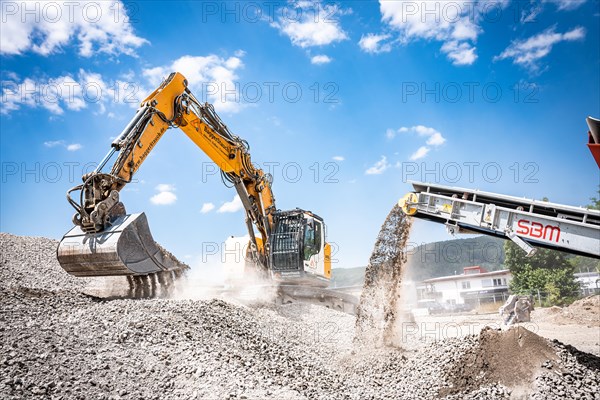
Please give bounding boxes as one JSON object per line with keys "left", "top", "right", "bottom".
{"left": 1, "top": 0, "right": 599, "bottom": 269}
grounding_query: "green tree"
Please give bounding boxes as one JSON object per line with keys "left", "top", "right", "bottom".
{"left": 588, "top": 186, "right": 600, "bottom": 210}
{"left": 569, "top": 255, "right": 600, "bottom": 274}
{"left": 505, "top": 241, "right": 580, "bottom": 304}
{"left": 503, "top": 240, "right": 530, "bottom": 275}
{"left": 572, "top": 187, "right": 600, "bottom": 274}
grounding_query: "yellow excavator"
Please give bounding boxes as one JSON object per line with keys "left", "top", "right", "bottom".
{"left": 57, "top": 72, "right": 333, "bottom": 297}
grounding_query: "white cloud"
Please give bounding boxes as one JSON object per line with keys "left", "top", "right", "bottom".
{"left": 440, "top": 41, "right": 477, "bottom": 65}
{"left": 426, "top": 132, "right": 446, "bottom": 146}
{"left": 155, "top": 184, "right": 175, "bottom": 192}
{"left": 271, "top": 3, "right": 349, "bottom": 48}
{"left": 392, "top": 125, "right": 446, "bottom": 146}
{"left": 218, "top": 195, "right": 244, "bottom": 213}
{"left": 3, "top": 51, "right": 245, "bottom": 116}
{"left": 3, "top": 75, "right": 81, "bottom": 115}
{"left": 365, "top": 156, "right": 390, "bottom": 175}
{"left": 311, "top": 55, "right": 332, "bottom": 65}
{"left": 143, "top": 53, "right": 245, "bottom": 113}
{"left": 519, "top": 1, "right": 585, "bottom": 24}
{"left": 543, "top": 0, "right": 587, "bottom": 10}
{"left": 375, "top": 0, "right": 508, "bottom": 65}
{"left": 0, "top": 1, "right": 147, "bottom": 57}
{"left": 412, "top": 125, "right": 438, "bottom": 137}
{"left": 495, "top": 26, "right": 586, "bottom": 72}
{"left": 66, "top": 143, "right": 82, "bottom": 151}
{"left": 358, "top": 33, "right": 392, "bottom": 54}
{"left": 200, "top": 202, "right": 215, "bottom": 213}
{"left": 44, "top": 140, "right": 82, "bottom": 151}
{"left": 150, "top": 184, "right": 177, "bottom": 205}
{"left": 410, "top": 146, "right": 430, "bottom": 160}
{"left": 519, "top": 4, "right": 543, "bottom": 23}
{"left": 44, "top": 140, "right": 65, "bottom": 148}
{"left": 332, "top": 156, "right": 345, "bottom": 161}
{"left": 379, "top": 1, "right": 478, "bottom": 42}
{"left": 1, "top": 69, "right": 141, "bottom": 115}
{"left": 150, "top": 191, "right": 177, "bottom": 205}
{"left": 389, "top": 125, "right": 446, "bottom": 160}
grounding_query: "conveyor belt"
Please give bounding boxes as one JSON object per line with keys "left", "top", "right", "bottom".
{"left": 400, "top": 182, "right": 600, "bottom": 258}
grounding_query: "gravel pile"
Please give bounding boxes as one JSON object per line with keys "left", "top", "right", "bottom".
{"left": 0, "top": 289, "right": 353, "bottom": 400}
{"left": 533, "top": 296, "right": 600, "bottom": 328}
{"left": 0, "top": 233, "right": 84, "bottom": 291}
{"left": 1, "top": 232, "right": 599, "bottom": 399}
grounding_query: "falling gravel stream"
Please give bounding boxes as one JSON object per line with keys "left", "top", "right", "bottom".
{"left": 355, "top": 204, "right": 412, "bottom": 347}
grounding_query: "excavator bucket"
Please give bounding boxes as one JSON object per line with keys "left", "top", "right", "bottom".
{"left": 57, "top": 213, "right": 187, "bottom": 277}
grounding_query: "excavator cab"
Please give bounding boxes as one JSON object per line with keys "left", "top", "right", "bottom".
{"left": 269, "top": 210, "right": 330, "bottom": 286}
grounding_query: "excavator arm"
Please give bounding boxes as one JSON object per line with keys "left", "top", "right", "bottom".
{"left": 69, "top": 73, "right": 274, "bottom": 253}
{"left": 58, "top": 72, "right": 330, "bottom": 287}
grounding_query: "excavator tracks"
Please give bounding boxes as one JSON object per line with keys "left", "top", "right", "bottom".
{"left": 85, "top": 277, "right": 358, "bottom": 315}
{"left": 277, "top": 285, "right": 358, "bottom": 315}
{"left": 219, "top": 284, "right": 359, "bottom": 315}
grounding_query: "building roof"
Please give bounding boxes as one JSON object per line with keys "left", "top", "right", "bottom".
{"left": 463, "top": 266, "right": 487, "bottom": 273}
{"left": 421, "top": 269, "right": 511, "bottom": 284}
{"left": 574, "top": 272, "right": 600, "bottom": 278}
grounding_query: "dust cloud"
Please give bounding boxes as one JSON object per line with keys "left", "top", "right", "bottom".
{"left": 171, "top": 235, "right": 277, "bottom": 304}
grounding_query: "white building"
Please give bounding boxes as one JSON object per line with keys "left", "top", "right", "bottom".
{"left": 417, "top": 266, "right": 513, "bottom": 306}
{"left": 575, "top": 272, "right": 600, "bottom": 295}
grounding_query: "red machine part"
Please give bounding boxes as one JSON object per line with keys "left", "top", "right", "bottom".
{"left": 587, "top": 116, "right": 600, "bottom": 169}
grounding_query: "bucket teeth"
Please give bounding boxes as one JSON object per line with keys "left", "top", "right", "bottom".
{"left": 120, "top": 270, "right": 181, "bottom": 299}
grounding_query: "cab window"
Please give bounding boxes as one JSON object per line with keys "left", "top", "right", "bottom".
{"left": 303, "top": 220, "right": 322, "bottom": 260}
